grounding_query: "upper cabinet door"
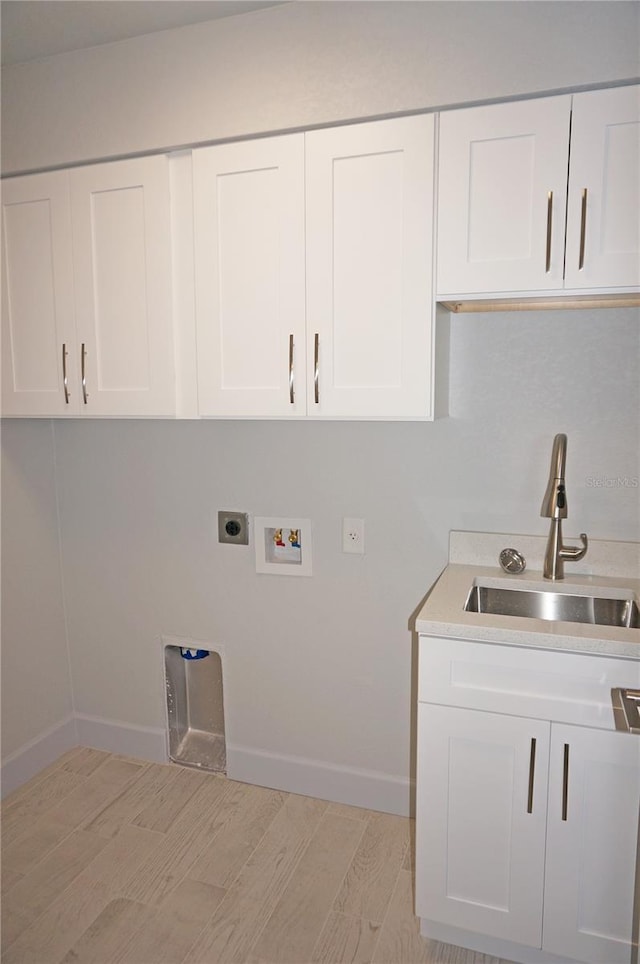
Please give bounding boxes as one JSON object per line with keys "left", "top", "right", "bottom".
{"left": 193, "top": 135, "right": 306, "bottom": 417}
{"left": 306, "top": 116, "right": 435, "bottom": 418}
{"left": 69, "top": 156, "right": 175, "bottom": 417}
{"left": 565, "top": 85, "right": 640, "bottom": 289}
{"left": 437, "top": 96, "right": 571, "bottom": 296}
{"left": 1, "top": 171, "right": 78, "bottom": 416}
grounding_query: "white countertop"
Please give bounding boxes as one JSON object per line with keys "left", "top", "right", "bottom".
{"left": 415, "top": 533, "right": 640, "bottom": 660}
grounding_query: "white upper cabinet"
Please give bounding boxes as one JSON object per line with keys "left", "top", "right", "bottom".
{"left": 69, "top": 158, "right": 175, "bottom": 417}
{"left": 2, "top": 156, "right": 175, "bottom": 417}
{"left": 193, "top": 135, "right": 306, "bottom": 417}
{"left": 305, "top": 116, "right": 435, "bottom": 418}
{"left": 2, "top": 171, "right": 76, "bottom": 416}
{"left": 564, "top": 86, "right": 640, "bottom": 288}
{"left": 437, "top": 96, "right": 571, "bottom": 296}
{"left": 193, "top": 115, "right": 437, "bottom": 419}
{"left": 437, "top": 85, "right": 640, "bottom": 298}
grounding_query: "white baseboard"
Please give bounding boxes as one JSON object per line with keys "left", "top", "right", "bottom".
{"left": 1, "top": 715, "right": 78, "bottom": 798}
{"left": 2, "top": 716, "right": 410, "bottom": 816}
{"left": 227, "top": 743, "right": 411, "bottom": 816}
{"left": 75, "top": 714, "right": 167, "bottom": 764}
{"left": 419, "top": 921, "right": 581, "bottom": 964}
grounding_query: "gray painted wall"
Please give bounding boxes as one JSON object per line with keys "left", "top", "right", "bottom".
{"left": 2, "top": 1, "right": 639, "bottom": 174}
{"left": 1, "top": 1, "right": 639, "bottom": 804}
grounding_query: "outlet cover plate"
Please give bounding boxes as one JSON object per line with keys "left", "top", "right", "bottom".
{"left": 343, "top": 517, "right": 364, "bottom": 554}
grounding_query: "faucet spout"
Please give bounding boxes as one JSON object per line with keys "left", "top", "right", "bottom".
{"left": 541, "top": 433, "right": 568, "bottom": 519}
{"left": 540, "top": 434, "right": 588, "bottom": 580}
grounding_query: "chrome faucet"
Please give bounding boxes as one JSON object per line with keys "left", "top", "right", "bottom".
{"left": 540, "top": 433, "right": 588, "bottom": 580}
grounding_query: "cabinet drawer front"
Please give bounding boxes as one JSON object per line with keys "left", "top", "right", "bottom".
{"left": 419, "top": 636, "right": 640, "bottom": 728}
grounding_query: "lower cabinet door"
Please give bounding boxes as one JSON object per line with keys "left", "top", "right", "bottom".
{"left": 416, "top": 704, "right": 550, "bottom": 946}
{"left": 543, "top": 724, "right": 640, "bottom": 964}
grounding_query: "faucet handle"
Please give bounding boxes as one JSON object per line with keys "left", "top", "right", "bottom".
{"left": 559, "top": 532, "right": 588, "bottom": 562}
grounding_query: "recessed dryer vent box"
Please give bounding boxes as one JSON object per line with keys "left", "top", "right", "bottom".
{"left": 163, "top": 638, "right": 226, "bottom": 773}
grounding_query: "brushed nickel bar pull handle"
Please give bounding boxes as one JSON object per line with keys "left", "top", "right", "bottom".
{"left": 562, "top": 743, "right": 569, "bottom": 821}
{"left": 314, "top": 333, "right": 319, "bottom": 405}
{"left": 578, "top": 188, "right": 587, "bottom": 270}
{"left": 527, "top": 737, "right": 537, "bottom": 814}
{"left": 62, "top": 343, "right": 70, "bottom": 404}
{"left": 288, "top": 334, "right": 295, "bottom": 404}
{"left": 81, "top": 343, "right": 89, "bottom": 405}
{"left": 545, "top": 191, "right": 553, "bottom": 273}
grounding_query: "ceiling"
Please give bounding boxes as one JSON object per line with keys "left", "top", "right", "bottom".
{"left": 0, "top": 0, "right": 287, "bottom": 66}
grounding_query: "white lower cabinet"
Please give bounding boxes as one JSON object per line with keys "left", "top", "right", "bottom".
{"left": 416, "top": 704, "right": 550, "bottom": 947}
{"left": 416, "top": 638, "right": 640, "bottom": 964}
{"left": 543, "top": 723, "right": 640, "bottom": 964}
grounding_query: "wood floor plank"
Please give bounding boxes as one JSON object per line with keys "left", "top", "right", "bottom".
{"left": 252, "top": 812, "right": 367, "bottom": 963}
{"left": 59, "top": 897, "right": 148, "bottom": 963}
{"left": 132, "top": 765, "right": 209, "bottom": 833}
{"left": 1, "top": 828, "right": 109, "bottom": 951}
{"left": 1, "top": 767, "right": 86, "bottom": 846}
{"left": 1, "top": 824, "right": 163, "bottom": 964}
{"left": 2, "top": 812, "right": 74, "bottom": 876}
{"left": 312, "top": 911, "right": 382, "bottom": 964}
{"left": 334, "top": 811, "right": 410, "bottom": 922}
{"left": 43, "top": 757, "right": 146, "bottom": 830}
{"left": 158, "top": 875, "right": 227, "bottom": 920}
{"left": 184, "top": 793, "right": 328, "bottom": 964}
{"left": 121, "top": 772, "right": 232, "bottom": 906}
{"left": 188, "top": 780, "right": 286, "bottom": 888}
{"left": 116, "top": 880, "right": 227, "bottom": 964}
{"left": 61, "top": 747, "right": 112, "bottom": 775}
{"left": 1, "top": 867, "right": 24, "bottom": 895}
{"left": 85, "top": 762, "right": 180, "bottom": 838}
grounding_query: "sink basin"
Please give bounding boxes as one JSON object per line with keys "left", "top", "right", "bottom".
{"left": 464, "top": 584, "right": 639, "bottom": 629}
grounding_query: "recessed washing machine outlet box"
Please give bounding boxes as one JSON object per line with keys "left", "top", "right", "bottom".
{"left": 218, "top": 510, "right": 249, "bottom": 545}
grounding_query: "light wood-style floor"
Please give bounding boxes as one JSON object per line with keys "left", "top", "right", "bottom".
{"left": 1, "top": 747, "right": 513, "bottom": 964}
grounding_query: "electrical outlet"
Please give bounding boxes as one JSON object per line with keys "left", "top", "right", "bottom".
{"left": 342, "top": 517, "right": 364, "bottom": 554}
{"left": 218, "top": 511, "right": 249, "bottom": 545}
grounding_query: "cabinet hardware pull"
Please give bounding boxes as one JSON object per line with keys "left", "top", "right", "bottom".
{"left": 578, "top": 189, "right": 587, "bottom": 270}
{"left": 562, "top": 743, "right": 570, "bottom": 821}
{"left": 314, "top": 333, "right": 319, "bottom": 404}
{"left": 289, "top": 333, "right": 295, "bottom": 404}
{"left": 527, "top": 737, "right": 537, "bottom": 813}
{"left": 81, "top": 343, "right": 89, "bottom": 404}
{"left": 545, "top": 191, "right": 553, "bottom": 273}
{"left": 62, "top": 343, "right": 70, "bottom": 404}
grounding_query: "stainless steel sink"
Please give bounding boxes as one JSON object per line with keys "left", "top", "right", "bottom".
{"left": 464, "top": 584, "right": 639, "bottom": 629}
